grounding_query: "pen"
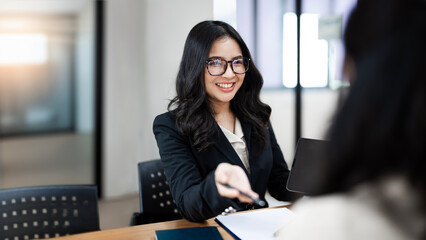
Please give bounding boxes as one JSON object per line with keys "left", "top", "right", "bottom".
{"left": 221, "top": 183, "right": 266, "bottom": 207}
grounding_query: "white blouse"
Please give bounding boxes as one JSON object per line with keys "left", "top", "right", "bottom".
{"left": 218, "top": 118, "right": 250, "bottom": 174}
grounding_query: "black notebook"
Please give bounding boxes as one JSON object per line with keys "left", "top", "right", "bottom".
{"left": 155, "top": 226, "right": 223, "bottom": 240}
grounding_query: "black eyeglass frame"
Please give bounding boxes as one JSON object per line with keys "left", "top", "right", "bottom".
{"left": 205, "top": 57, "right": 250, "bottom": 76}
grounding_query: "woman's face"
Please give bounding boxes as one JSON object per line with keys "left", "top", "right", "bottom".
{"left": 204, "top": 37, "right": 245, "bottom": 107}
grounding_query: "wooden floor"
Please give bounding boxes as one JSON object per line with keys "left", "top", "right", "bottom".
{"left": 98, "top": 193, "right": 140, "bottom": 230}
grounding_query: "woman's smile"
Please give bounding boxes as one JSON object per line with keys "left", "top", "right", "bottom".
{"left": 215, "top": 82, "right": 236, "bottom": 91}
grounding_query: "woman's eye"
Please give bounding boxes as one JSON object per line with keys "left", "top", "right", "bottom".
{"left": 233, "top": 59, "right": 243, "bottom": 65}
{"left": 210, "top": 59, "right": 223, "bottom": 66}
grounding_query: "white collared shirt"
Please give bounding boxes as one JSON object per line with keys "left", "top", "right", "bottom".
{"left": 218, "top": 118, "right": 250, "bottom": 174}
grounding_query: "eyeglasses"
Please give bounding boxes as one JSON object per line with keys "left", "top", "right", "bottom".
{"left": 206, "top": 57, "right": 250, "bottom": 76}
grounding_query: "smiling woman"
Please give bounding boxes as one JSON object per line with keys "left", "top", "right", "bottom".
{"left": 153, "top": 20, "right": 300, "bottom": 222}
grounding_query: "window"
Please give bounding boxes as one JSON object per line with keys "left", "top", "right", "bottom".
{"left": 215, "top": 0, "right": 355, "bottom": 89}
{"left": 0, "top": 34, "right": 47, "bottom": 65}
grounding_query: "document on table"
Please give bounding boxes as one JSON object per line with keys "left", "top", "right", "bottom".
{"left": 215, "top": 207, "right": 295, "bottom": 240}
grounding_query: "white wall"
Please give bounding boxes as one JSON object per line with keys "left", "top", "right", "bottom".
{"left": 104, "top": 0, "right": 146, "bottom": 199}
{"left": 103, "top": 0, "right": 213, "bottom": 199}
{"left": 261, "top": 90, "right": 295, "bottom": 164}
{"left": 301, "top": 89, "right": 339, "bottom": 141}
{"left": 262, "top": 89, "right": 339, "bottom": 167}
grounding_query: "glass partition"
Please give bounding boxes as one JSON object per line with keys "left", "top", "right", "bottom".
{"left": 0, "top": 0, "right": 98, "bottom": 189}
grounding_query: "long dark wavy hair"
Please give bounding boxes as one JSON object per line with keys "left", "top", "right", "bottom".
{"left": 318, "top": 0, "right": 426, "bottom": 209}
{"left": 168, "top": 20, "right": 271, "bottom": 152}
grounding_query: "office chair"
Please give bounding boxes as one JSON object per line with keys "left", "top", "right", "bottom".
{"left": 0, "top": 185, "right": 99, "bottom": 240}
{"left": 130, "top": 159, "right": 182, "bottom": 225}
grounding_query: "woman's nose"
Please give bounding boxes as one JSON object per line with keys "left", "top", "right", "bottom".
{"left": 222, "top": 62, "right": 236, "bottom": 78}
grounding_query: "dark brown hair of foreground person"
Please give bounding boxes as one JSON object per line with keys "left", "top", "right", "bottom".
{"left": 316, "top": 0, "right": 426, "bottom": 212}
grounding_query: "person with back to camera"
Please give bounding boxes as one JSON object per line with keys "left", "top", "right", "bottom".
{"left": 153, "top": 20, "right": 300, "bottom": 222}
{"left": 273, "top": 0, "right": 426, "bottom": 239}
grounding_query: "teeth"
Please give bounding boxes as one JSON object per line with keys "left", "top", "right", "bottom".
{"left": 216, "top": 83, "right": 234, "bottom": 88}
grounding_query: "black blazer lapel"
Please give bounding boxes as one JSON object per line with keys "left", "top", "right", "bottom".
{"left": 240, "top": 121, "right": 256, "bottom": 182}
{"left": 241, "top": 121, "right": 265, "bottom": 162}
{"left": 240, "top": 121, "right": 252, "bottom": 151}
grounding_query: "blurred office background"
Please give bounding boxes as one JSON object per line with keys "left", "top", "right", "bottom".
{"left": 0, "top": 0, "right": 96, "bottom": 189}
{"left": 0, "top": 0, "right": 356, "bottom": 229}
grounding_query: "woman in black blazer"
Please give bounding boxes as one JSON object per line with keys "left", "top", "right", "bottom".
{"left": 153, "top": 21, "right": 299, "bottom": 222}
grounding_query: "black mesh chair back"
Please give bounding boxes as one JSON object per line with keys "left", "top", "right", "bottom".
{"left": 0, "top": 185, "right": 99, "bottom": 240}
{"left": 131, "top": 159, "right": 182, "bottom": 225}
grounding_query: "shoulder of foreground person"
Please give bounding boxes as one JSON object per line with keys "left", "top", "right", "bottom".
{"left": 276, "top": 189, "right": 410, "bottom": 240}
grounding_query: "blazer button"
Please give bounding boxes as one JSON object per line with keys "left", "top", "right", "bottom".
{"left": 245, "top": 204, "right": 254, "bottom": 210}
{"left": 221, "top": 206, "right": 237, "bottom": 216}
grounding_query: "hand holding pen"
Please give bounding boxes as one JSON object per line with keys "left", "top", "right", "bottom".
{"left": 215, "top": 163, "right": 264, "bottom": 206}
{"left": 220, "top": 183, "right": 266, "bottom": 207}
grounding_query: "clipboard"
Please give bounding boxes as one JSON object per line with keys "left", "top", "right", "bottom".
{"left": 215, "top": 208, "right": 294, "bottom": 240}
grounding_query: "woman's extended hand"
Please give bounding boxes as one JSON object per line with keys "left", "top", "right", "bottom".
{"left": 215, "top": 162, "right": 259, "bottom": 203}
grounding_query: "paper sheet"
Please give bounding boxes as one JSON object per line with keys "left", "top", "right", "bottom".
{"left": 215, "top": 207, "right": 295, "bottom": 240}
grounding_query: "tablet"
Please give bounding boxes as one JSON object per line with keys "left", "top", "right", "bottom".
{"left": 286, "top": 138, "right": 330, "bottom": 195}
